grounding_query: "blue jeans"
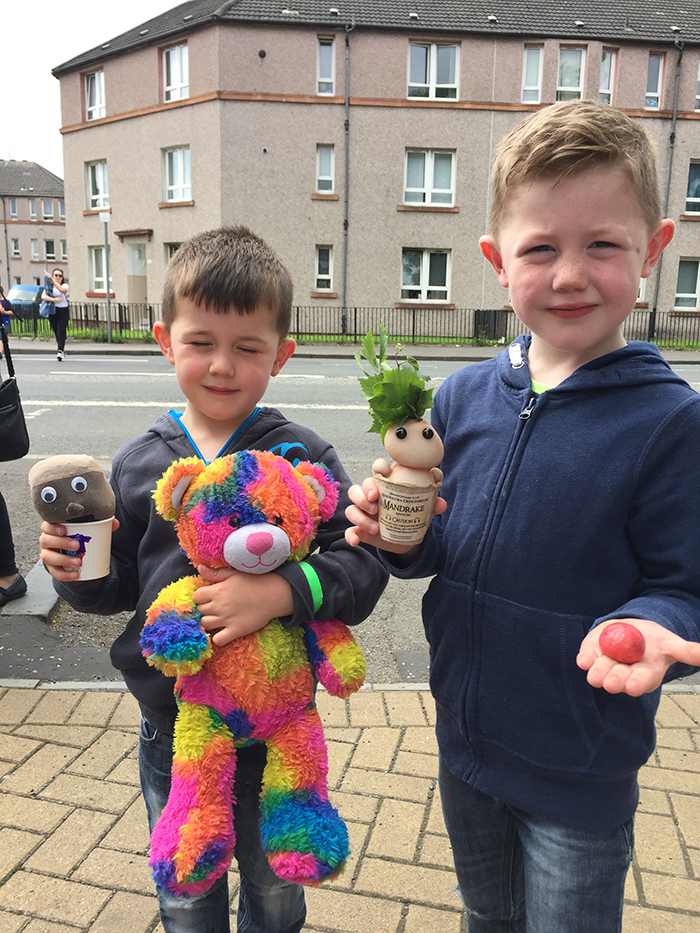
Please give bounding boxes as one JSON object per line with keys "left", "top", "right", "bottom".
{"left": 139, "top": 717, "right": 306, "bottom": 933}
{"left": 438, "top": 756, "right": 634, "bottom": 933}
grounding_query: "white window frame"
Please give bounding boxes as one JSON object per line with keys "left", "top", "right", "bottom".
{"left": 87, "top": 161, "right": 109, "bottom": 210}
{"left": 317, "top": 37, "right": 334, "bottom": 95}
{"left": 44, "top": 239, "right": 56, "bottom": 261}
{"left": 522, "top": 46, "right": 543, "bottom": 103}
{"left": 31, "top": 239, "right": 39, "bottom": 261}
{"left": 316, "top": 144, "right": 334, "bottom": 193}
{"left": 315, "top": 246, "right": 333, "bottom": 291}
{"left": 404, "top": 149, "right": 455, "bottom": 206}
{"left": 696, "top": 62, "right": 700, "bottom": 110}
{"left": 401, "top": 248, "right": 450, "bottom": 302}
{"left": 637, "top": 279, "right": 646, "bottom": 304}
{"left": 89, "top": 245, "right": 111, "bottom": 292}
{"left": 164, "top": 243, "right": 182, "bottom": 264}
{"left": 163, "top": 147, "right": 191, "bottom": 202}
{"left": 11, "top": 238, "right": 19, "bottom": 257}
{"left": 13, "top": 277, "right": 21, "bottom": 286}
{"left": 9, "top": 199, "right": 17, "bottom": 220}
{"left": 686, "top": 161, "right": 700, "bottom": 214}
{"left": 163, "top": 43, "right": 189, "bottom": 102}
{"left": 29, "top": 199, "right": 36, "bottom": 221}
{"left": 675, "top": 259, "right": 700, "bottom": 310}
{"left": 85, "top": 70, "right": 106, "bottom": 120}
{"left": 645, "top": 53, "right": 664, "bottom": 109}
{"left": 407, "top": 43, "right": 458, "bottom": 99}
{"left": 59, "top": 200, "right": 65, "bottom": 222}
{"left": 599, "top": 48, "right": 617, "bottom": 105}
{"left": 60, "top": 240, "right": 68, "bottom": 262}
{"left": 42, "top": 199, "right": 54, "bottom": 221}
{"left": 556, "top": 47, "right": 586, "bottom": 101}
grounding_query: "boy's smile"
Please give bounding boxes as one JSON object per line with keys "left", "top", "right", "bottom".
{"left": 480, "top": 165, "right": 674, "bottom": 382}
{"left": 154, "top": 298, "right": 294, "bottom": 443}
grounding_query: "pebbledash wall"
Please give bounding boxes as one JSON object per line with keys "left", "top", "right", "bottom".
{"left": 53, "top": 1, "right": 700, "bottom": 322}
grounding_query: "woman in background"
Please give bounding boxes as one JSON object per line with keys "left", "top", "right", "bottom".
{"left": 42, "top": 268, "right": 69, "bottom": 361}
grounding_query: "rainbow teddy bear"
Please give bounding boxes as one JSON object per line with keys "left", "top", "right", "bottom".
{"left": 140, "top": 450, "right": 366, "bottom": 896}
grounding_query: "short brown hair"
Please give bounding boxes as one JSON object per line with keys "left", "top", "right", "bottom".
{"left": 488, "top": 100, "right": 662, "bottom": 238}
{"left": 161, "top": 226, "right": 293, "bottom": 336}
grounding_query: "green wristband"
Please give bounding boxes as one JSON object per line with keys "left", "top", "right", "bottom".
{"left": 299, "top": 561, "right": 323, "bottom": 614}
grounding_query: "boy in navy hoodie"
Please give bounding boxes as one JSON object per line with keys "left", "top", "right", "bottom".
{"left": 40, "top": 226, "right": 387, "bottom": 933}
{"left": 345, "top": 100, "right": 700, "bottom": 932}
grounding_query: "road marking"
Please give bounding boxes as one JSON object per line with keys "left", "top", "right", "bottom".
{"left": 23, "top": 400, "right": 365, "bottom": 410}
{"left": 46, "top": 371, "right": 324, "bottom": 378}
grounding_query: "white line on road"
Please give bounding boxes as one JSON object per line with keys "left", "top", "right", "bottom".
{"left": 46, "top": 372, "right": 324, "bottom": 378}
{"left": 22, "top": 400, "right": 365, "bottom": 410}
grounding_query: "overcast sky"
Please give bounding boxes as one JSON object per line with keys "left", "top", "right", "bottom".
{"left": 0, "top": 0, "right": 178, "bottom": 180}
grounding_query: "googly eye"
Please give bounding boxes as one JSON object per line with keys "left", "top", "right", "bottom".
{"left": 422, "top": 427, "right": 434, "bottom": 439}
{"left": 71, "top": 476, "right": 88, "bottom": 493}
{"left": 41, "top": 486, "right": 58, "bottom": 503}
{"left": 395, "top": 427, "right": 407, "bottom": 439}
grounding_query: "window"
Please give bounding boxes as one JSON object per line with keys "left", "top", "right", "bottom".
{"left": 163, "top": 147, "right": 191, "bottom": 201}
{"left": 408, "top": 43, "right": 458, "bottom": 99}
{"left": 87, "top": 161, "right": 109, "bottom": 209}
{"left": 696, "top": 62, "right": 700, "bottom": 110}
{"left": 59, "top": 200, "right": 65, "bottom": 222}
{"left": 686, "top": 162, "right": 700, "bottom": 213}
{"left": 522, "top": 46, "right": 542, "bottom": 103}
{"left": 637, "top": 279, "right": 646, "bottom": 304}
{"left": 42, "top": 199, "right": 54, "bottom": 221}
{"left": 60, "top": 240, "right": 68, "bottom": 261}
{"left": 11, "top": 239, "right": 19, "bottom": 257}
{"left": 401, "top": 249, "right": 450, "bottom": 301}
{"left": 315, "top": 246, "right": 333, "bottom": 290}
{"left": 29, "top": 199, "right": 36, "bottom": 221}
{"left": 675, "top": 259, "right": 700, "bottom": 309}
{"left": 317, "top": 38, "right": 334, "bottom": 94}
{"left": 90, "top": 245, "right": 111, "bottom": 292}
{"left": 9, "top": 199, "right": 17, "bottom": 220}
{"left": 646, "top": 54, "right": 663, "bottom": 109}
{"left": 44, "top": 239, "right": 56, "bottom": 261}
{"left": 316, "top": 145, "right": 334, "bottom": 192}
{"left": 31, "top": 239, "right": 39, "bottom": 260}
{"left": 164, "top": 44, "right": 189, "bottom": 101}
{"left": 599, "top": 49, "right": 616, "bottom": 104}
{"left": 557, "top": 48, "right": 585, "bottom": 101}
{"left": 85, "top": 70, "right": 105, "bottom": 120}
{"left": 164, "top": 243, "right": 181, "bottom": 263}
{"left": 404, "top": 150, "right": 454, "bottom": 205}
{"left": 13, "top": 277, "right": 21, "bottom": 286}
{"left": 33, "top": 277, "right": 40, "bottom": 286}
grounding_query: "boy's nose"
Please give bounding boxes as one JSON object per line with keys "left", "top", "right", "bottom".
{"left": 246, "top": 531, "right": 274, "bottom": 555}
{"left": 552, "top": 256, "right": 587, "bottom": 290}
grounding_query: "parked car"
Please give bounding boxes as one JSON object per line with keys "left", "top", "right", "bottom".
{"left": 6, "top": 284, "right": 43, "bottom": 319}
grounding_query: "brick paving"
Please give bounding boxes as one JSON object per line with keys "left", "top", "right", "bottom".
{"left": 0, "top": 684, "right": 697, "bottom": 932}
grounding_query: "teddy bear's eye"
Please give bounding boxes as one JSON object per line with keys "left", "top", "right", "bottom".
{"left": 228, "top": 514, "right": 241, "bottom": 528}
{"left": 272, "top": 515, "right": 284, "bottom": 526}
{"left": 71, "top": 476, "right": 88, "bottom": 493}
{"left": 41, "top": 486, "right": 57, "bottom": 503}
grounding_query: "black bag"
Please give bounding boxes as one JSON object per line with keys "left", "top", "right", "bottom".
{"left": 0, "top": 321, "right": 30, "bottom": 461}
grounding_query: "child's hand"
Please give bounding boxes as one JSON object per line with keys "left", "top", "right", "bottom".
{"left": 344, "top": 476, "right": 446, "bottom": 555}
{"left": 577, "top": 618, "right": 700, "bottom": 697}
{"left": 39, "top": 518, "right": 119, "bottom": 581}
{"left": 193, "top": 565, "right": 294, "bottom": 646}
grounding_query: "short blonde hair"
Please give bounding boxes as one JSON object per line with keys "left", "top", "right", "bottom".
{"left": 489, "top": 100, "right": 662, "bottom": 238}
{"left": 161, "top": 226, "right": 293, "bottom": 336}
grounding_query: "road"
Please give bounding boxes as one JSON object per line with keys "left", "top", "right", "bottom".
{"left": 3, "top": 351, "right": 700, "bottom": 684}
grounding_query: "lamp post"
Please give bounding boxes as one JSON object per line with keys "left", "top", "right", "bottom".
{"left": 99, "top": 211, "right": 112, "bottom": 343}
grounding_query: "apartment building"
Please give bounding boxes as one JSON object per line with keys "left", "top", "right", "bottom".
{"left": 0, "top": 161, "right": 66, "bottom": 290}
{"left": 52, "top": 0, "right": 700, "bottom": 317}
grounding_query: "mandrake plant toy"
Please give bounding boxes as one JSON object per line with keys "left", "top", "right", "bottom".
{"left": 140, "top": 449, "right": 366, "bottom": 897}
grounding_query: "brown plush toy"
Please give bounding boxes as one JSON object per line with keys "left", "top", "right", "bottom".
{"left": 28, "top": 455, "right": 115, "bottom": 524}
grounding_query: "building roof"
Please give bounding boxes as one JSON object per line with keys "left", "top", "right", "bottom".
{"left": 0, "top": 161, "right": 64, "bottom": 198}
{"left": 53, "top": 0, "right": 700, "bottom": 76}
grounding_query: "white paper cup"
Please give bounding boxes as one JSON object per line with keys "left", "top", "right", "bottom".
{"left": 373, "top": 474, "right": 441, "bottom": 545}
{"left": 62, "top": 517, "right": 113, "bottom": 580}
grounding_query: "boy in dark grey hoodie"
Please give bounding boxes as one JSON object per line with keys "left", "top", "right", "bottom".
{"left": 39, "top": 226, "right": 387, "bottom": 933}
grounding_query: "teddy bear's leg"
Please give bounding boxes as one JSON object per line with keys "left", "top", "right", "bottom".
{"left": 149, "top": 701, "right": 237, "bottom": 897}
{"left": 258, "top": 703, "right": 350, "bottom": 885}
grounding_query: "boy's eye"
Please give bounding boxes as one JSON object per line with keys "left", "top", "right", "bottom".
{"left": 591, "top": 241, "right": 616, "bottom": 249}
{"left": 528, "top": 244, "right": 552, "bottom": 253}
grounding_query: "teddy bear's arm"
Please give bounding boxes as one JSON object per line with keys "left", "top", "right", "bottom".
{"left": 302, "top": 620, "right": 366, "bottom": 698}
{"left": 140, "top": 576, "right": 213, "bottom": 677}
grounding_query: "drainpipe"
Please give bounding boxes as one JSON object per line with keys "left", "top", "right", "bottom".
{"left": 0, "top": 197, "right": 10, "bottom": 291}
{"left": 341, "top": 17, "right": 355, "bottom": 335}
{"left": 649, "top": 36, "right": 684, "bottom": 341}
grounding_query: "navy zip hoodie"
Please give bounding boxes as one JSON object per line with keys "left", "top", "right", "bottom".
{"left": 55, "top": 407, "right": 388, "bottom": 733}
{"left": 386, "top": 337, "right": 700, "bottom": 830}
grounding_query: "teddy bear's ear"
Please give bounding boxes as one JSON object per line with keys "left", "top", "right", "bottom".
{"left": 295, "top": 462, "right": 339, "bottom": 522}
{"left": 153, "top": 458, "right": 205, "bottom": 521}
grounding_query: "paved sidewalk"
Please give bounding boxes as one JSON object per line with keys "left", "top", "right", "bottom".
{"left": 0, "top": 684, "right": 697, "bottom": 932}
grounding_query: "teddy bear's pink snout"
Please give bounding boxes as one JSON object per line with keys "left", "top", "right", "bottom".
{"left": 222, "top": 523, "right": 291, "bottom": 574}
{"left": 246, "top": 531, "right": 274, "bottom": 555}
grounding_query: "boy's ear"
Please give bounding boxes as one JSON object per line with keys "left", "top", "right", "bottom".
{"left": 480, "top": 236, "right": 509, "bottom": 288}
{"left": 271, "top": 337, "right": 295, "bottom": 376}
{"left": 153, "top": 321, "right": 174, "bottom": 364}
{"left": 641, "top": 219, "right": 675, "bottom": 277}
